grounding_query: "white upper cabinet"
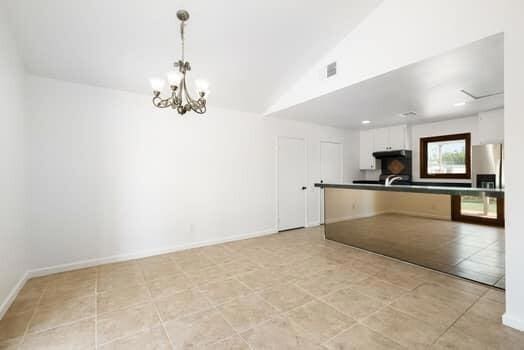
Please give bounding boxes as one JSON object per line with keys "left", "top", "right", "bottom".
{"left": 388, "top": 125, "right": 409, "bottom": 150}
{"left": 372, "top": 125, "right": 408, "bottom": 152}
{"left": 360, "top": 125, "right": 409, "bottom": 170}
{"left": 359, "top": 129, "right": 376, "bottom": 170}
{"left": 372, "top": 128, "right": 389, "bottom": 152}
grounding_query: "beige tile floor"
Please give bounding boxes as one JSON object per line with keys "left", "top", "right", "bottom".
{"left": 0, "top": 226, "right": 522, "bottom": 349}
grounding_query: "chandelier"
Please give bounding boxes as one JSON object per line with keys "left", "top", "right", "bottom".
{"left": 150, "top": 10, "right": 209, "bottom": 115}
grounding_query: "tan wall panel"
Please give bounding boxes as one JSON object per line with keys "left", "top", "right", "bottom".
{"left": 325, "top": 188, "right": 451, "bottom": 223}
{"left": 325, "top": 188, "right": 390, "bottom": 223}
{"left": 385, "top": 192, "right": 451, "bottom": 220}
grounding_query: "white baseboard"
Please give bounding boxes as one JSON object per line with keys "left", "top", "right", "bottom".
{"left": 503, "top": 313, "right": 524, "bottom": 331}
{"left": 0, "top": 271, "right": 30, "bottom": 320}
{"left": 1, "top": 227, "right": 276, "bottom": 319}
{"left": 307, "top": 221, "right": 320, "bottom": 227}
{"left": 27, "top": 227, "right": 277, "bottom": 278}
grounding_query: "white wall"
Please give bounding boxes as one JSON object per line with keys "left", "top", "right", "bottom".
{"left": 25, "top": 75, "right": 353, "bottom": 270}
{"left": 479, "top": 108, "right": 504, "bottom": 144}
{"left": 0, "top": 7, "right": 29, "bottom": 316}
{"left": 412, "top": 111, "right": 505, "bottom": 183}
{"left": 503, "top": 0, "right": 524, "bottom": 332}
{"left": 343, "top": 128, "right": 361, "bottom": 182}
{"left": 411, "top": 116, "right": 479, "bottom": 183}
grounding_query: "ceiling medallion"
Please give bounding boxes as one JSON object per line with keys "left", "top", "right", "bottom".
{"left": 150, "top": 10, "right": 209, "bottom": 115}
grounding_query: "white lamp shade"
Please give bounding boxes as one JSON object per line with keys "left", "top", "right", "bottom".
{"left": 195, "top": 79, "right": 210, "bottom": 96}
{"left": 167, "top": 71, "right": 183, "bottom": 86}
{"left": 150, "top": 78, "right": 165, "bottom": 92}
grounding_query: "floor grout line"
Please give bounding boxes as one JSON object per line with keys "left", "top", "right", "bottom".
{"left": 151, "top": 294, "right": 176, "bottom": 350}
{"left": 320, "top": 322, "right": 359, "bottom": 347}
{"left": 429, "top": 286, "right": 490, "bottom": 346}
{"left": 197, "top": 240, "right": 336, "bottom": 347}
{"left": 180, "top": 262, "right": 252, "bottom": 349}
{"left": 17, "top": 278, "right": 49, "bottom": 348}
{"left": 96, "top": 269, "right": 174, "bottom": 349}
{"left": 23, "top": 314, "right": 96, "bottom": 338}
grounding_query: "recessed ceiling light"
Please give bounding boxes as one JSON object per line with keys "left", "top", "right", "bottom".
{"left": 454, "top": 101, "right": 467, "bottom": 107}
{"left": 361, "top": 120, "right": 371, "bottom": 124}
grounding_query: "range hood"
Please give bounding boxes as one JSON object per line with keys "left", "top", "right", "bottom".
{"left": 372, "top": 150, "right": 412, "bottom": 159}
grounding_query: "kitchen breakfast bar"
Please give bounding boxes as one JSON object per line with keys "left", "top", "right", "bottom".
{"left": 316, "top": 183, "right": 505, "bottom": 288}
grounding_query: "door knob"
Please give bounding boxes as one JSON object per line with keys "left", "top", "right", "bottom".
{"left": 302, "top": 186, "right": 307, "bottom": 190}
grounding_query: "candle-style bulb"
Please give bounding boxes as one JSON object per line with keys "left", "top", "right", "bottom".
{"left": 150, "top": 78, "right": 165, "bottom": 92}
{"left": 195, "top": 79, "right": 210, "bottom": 96}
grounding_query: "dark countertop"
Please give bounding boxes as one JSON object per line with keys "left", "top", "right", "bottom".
{"left": 314, "top": 182, "right": 504, "bottom": 198}
{"left": 352, "top": 180, "right": 472, "bottom": 187}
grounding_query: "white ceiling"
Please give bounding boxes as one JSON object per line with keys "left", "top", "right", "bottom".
{"left": 4, "top": 0, "right": 382, "bottom": 113}
{"left": 269, "top": 33, "right": 504, "bottom": 129}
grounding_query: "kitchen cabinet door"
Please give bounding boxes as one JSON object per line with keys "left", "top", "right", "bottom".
{"left": 373, "top": 128, "right": 389, "bottom": 151}
{"left": 359, "top": 130, "right": 376, "bottom": 170}
{"left": 388, "top": 125, "right": 408, "bottom": 150}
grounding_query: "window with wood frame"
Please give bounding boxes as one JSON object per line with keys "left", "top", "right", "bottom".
{"left": 420, "top": 133, "right": 471, "bottom": 179}
{"left": 451, "top": 195, "right": 504, "bottom": 227}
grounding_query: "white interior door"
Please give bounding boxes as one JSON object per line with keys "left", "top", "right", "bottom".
{"left": 278, "top": 137, "right": 306, "bottom": 231}
{"left": 320, "top": 141, "right": 343, "bottom": 224}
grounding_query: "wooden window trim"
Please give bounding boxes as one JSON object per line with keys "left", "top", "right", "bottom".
{"left": 420, "top": 133, "right": 471, "bottom": 179}
{"left": 451, "top": 195, "right": 505, "bottom": 227}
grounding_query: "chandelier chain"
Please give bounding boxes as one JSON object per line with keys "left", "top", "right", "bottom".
{"left": 180, "top": 21, "right": 185, "bottom": 63}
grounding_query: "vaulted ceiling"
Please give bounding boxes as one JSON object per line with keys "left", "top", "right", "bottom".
{"left": 4, "top": 0, "right": 382, "bottom": 113}
{"left": 268, "top": 33, "right": 504, "bottom": 128}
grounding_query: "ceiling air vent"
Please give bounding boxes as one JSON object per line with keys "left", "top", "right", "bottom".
{"left": 326, "top": 62, "right": 337, "bottom": 78}
{"left": 460, "top": 89, "right": 504, "bottom": 100}
{"left": 400, "top": 111, "right": 417, "bottom": 118}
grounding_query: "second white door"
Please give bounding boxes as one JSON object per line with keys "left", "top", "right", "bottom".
{"left": 278, "top": 137, "right": 307, "bottom": 231}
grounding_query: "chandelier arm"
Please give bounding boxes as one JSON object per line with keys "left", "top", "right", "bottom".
{"left": 193, "top": 102, "right": 206, "bottom": 114}
{"left": 152, "top": 96, "right": 173, "bottom": 108}
{"left": 187, "top": 96, "right": 206, "bottom": 114}
{"left": 171, "top": 85, "right": 180, "bottom": 106}
{"left": 181, "top": 75, "right": 201, "bottom": 106}
{"left": 183, "top": 78, "right": 197, "bottom": 104}
{"left": 182, "top": 79, "right": 205, "bottom": 114}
